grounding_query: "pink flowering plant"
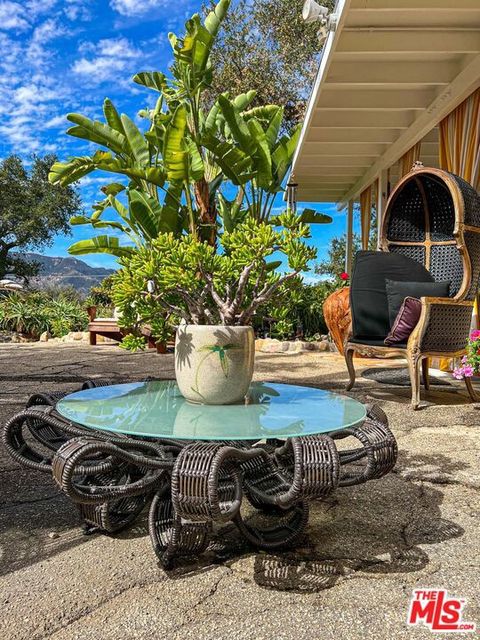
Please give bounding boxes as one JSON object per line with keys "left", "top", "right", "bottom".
{"left": 452, "top": 329, "right": 480, "bottom": 379}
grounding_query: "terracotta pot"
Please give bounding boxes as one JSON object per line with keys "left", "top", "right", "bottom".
{"left": 322, "top": 287, "right": 351, "bottom": 355}
{"left": 175, "top": 324, "right": 255, "bottom": 404}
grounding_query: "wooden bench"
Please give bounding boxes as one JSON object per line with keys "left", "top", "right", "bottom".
{"left": 86, "top": 307, "right": 167, "bottom": 353}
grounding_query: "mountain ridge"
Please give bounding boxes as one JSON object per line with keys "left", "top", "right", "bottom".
{"left": 20, "top": 253, "right": 115, "bottom": 295}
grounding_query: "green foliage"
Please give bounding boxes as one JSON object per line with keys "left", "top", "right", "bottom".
{"left": 119, "top": 334, "right": 147, "bottom": 352}
{"left": 112, "top": 214, "right": 316, "bottom": 348}
{"left": 316, "top": 232, "right": 377, "bottom": 285}
{"left": 206, "top": 0, "right": 334, "bottom": 131}
{"left": 260, "top": 280, "right": 337, "bottom": 340}
{"left": 0, "top": 291, "right": 88, "bottom": 339}
{"left": 50, "top": 0, "right": 328, "bottom": 258}
{"left": 0, "top": 155, "right": 82, "bottom": 280}
{"left": 295, "top": 281, "right": 337, "bottom": 337}
{"left": 86, "top": 275, "right": 116, "bottom": 308}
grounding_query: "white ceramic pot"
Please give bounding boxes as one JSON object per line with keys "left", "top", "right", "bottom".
{"left": 175, "top": 324, "right": 255, "bottom": 405}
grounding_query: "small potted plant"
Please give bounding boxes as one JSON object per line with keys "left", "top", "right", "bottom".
{"left": 112, "top": 212, "right": 316, "bottom": 404}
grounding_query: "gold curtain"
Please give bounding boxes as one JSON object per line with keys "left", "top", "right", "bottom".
{"left": 438, "top": 88, "right": 480, "bottom": 370}
{"left": 360, "top": 180, "right": 378, "bottom": 250}
{"left": 399, "top": 141, "right": 422, "bottom": 178}
{"left": 439, "top": 87, "right": 480, "bottom": 190}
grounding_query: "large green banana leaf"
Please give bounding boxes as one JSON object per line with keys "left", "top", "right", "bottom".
{"left": 121, "top": 114, "right": 150, "bottom": 166}
{"left": 103, "top": 99, "right": 126, "bottom": 136}
{"left": 217, "top": 193, "right": 245, "bottom": 232}
{"left": 70, "top": 216, "right": 128, "bottom": 233}
{"left": 272, "top": 125, "right": 301, "bottom": 187}
{"left": 128, "top": 189, "right": 162, "bottom": 240}
{"left": 202, "top": 135, "right": 253, "bottom": 186}
{"left": 132, "top": 71, "right": 167, "bottom": 93}
{"left": 204, "top": 0, "right": 231, "bottom": 36}
{"left": 163, "top": 104, "right": 188, "bottom": 181}
{"left": 68, "top": 236, "right": 135, "bottom": 258}
{"left": 299, "top": 209, "right": 333, "bottom": 224}
{"left": 49, "top": 157, "right": 96, "bottom": 185}
{"left": 50, "top": 152, "right": 166, "bottom": 189}
{"left": 66, "top": 114, "right": 127, "bottom": 155}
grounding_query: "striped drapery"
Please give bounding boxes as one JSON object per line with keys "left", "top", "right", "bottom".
{"left": 438, "top": 88, "right": 480, "bottom": 370}
{"left": 399, "top": 141, "right": 422, "bottom": 178}
{"left": 360, "top": 180, "right": 378, "bottom": 250}
{"left": 439, "top": 87, "right": 480, "bottom": 190}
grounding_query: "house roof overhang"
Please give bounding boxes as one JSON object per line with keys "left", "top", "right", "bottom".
{"left": 290, "top": 0, "right": 480, "bottom": 208}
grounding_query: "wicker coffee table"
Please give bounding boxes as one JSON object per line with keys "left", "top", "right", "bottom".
{"left": 3, "top": 380, "right": 397, "bottom": 569}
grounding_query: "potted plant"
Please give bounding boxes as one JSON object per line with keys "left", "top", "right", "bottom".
{"left": 112, "top": 211, "right": 316, "bottom": 404}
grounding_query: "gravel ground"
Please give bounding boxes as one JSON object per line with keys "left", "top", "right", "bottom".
{"left": 0, "top": 343, "right": 478, "bottom": 640}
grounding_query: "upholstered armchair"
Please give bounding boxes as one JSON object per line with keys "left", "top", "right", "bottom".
{"left": 344, "top": 166, "right": 480, "bottom": 409}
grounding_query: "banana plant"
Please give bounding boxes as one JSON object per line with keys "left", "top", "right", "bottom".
{"left": 48, "top": 0, "right": 327, "bottom": 260}
{"left": 49, "top": 0, "right": 235, "bottom": 255}
{"left": 202, "top": 95, "right": 333, "bottom": 228}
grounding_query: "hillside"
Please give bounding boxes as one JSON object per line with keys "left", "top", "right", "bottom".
{"left": 21, "top": 253, "right": 115, "bottom": 295}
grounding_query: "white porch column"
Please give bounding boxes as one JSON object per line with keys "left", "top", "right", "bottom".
{"left": 376, "top": 170, "right": 388, "bottom": 248}
{"left": 345, "top": 199, "right": 354, "bottom": 274}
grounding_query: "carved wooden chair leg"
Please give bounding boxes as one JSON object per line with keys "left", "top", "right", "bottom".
{"left": 421, "top": 358, "right": 430, "bottom": 392}
{"left": 464, "top": 376, "right": 478, "bottom": 403}
{"left": 407, "top": 352, "right": 422, "bottom": 410}
{"left": 344, "top": 346, "right": 356, "bottom": 391}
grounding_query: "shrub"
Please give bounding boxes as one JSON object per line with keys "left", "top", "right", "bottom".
{"left": 0, "top": 290, "right": 88, "bottom": 339}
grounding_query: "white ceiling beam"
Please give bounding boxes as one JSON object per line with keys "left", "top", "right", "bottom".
{"left": 298, "top": 176, "right": 360, "bottom": 184}
{"left": 302, "top": 142, "right": 388, "bottom": 155}
{"left": 351, "top": 0, "right": 480, "bottom": 8}
{"left": 298, "top": 169, "right": 366, "bottom": 178}
{"left": 299, "top": 192, "right": 345, "bottom": 197}
{"left": 311, "top": 110, "right": 415, "bottom": 127}
{"left": 326, "top": 61, "right": 457, "bottom": 85}
{"left": 307, "top": 128, "right": 403, "bottom": 143}
{"left": 317, "top": 88, "right": 436, "bottom": 109}
{"left": 335, "top": 52, "right": 462, "bottom": 64}
{"left": 298, "top": 193, "right": 346, "bottom": 202}
{"left": 337, "top": 30, "right": 480, "bottom": 53}
{"left": 339, "top": 53, "right": 480, "bottom": 207}
{"left": 302, "top": 155, "right": 375, "bottom": 165}
{"left": 346, "top": 9, "right": 480, "bottom": 29}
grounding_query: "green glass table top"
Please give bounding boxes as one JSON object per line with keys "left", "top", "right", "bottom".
{"left": 56, "top": 381, "right": 366, "bottom": 441}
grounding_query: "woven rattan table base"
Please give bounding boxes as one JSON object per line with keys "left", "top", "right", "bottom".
{"left": 3, "top": 380, "right": 397, "bottom": 570}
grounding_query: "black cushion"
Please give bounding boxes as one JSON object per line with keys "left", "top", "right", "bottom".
{"left": 385, "top": 279, "right": 450, "bottom": 326}
{"left": 350, "top": 250, "right": 434, "bottom": 340}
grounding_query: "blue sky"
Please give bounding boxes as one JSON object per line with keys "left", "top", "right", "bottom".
{"left": 1, "top": 0, "right": 359, "bottom": 280}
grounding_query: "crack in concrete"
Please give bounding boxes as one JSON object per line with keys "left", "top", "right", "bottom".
{"left": 0, "top": 494, "right": 60, "bottom": 510}
{"left": 170, "top": 568, "right": 233, "bottom": 635}
{"left": 40, "top": 575, "right": 167, "bottom": 640}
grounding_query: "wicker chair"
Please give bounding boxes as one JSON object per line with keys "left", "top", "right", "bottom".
{"left": 344, "top": 165, "right": 480, "bottom": 409}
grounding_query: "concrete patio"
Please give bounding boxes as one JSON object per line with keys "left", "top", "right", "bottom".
{"left": 0, "top": 343, "right": 479, "bottom": 639}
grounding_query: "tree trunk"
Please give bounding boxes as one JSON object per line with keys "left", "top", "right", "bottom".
{"left": 0, "top": 246, "right": 9, "bottom": 280}
{"left": 194, "top": 178, "right": 217, "bottom": 246}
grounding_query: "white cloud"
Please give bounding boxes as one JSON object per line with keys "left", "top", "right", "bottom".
{"left": 44, "top": 114, "right": 67, "bottom": 129}
{"left": 0, "top": 1, "right": 30, "bottom": 31}
{"left": 109, "top": 0, "right": 167, "bottom": 17}
{"left": 64, "top": 0, "right": 92, "bottom": 21}
{"left": 26, "top": 0, "right": 58, "bottom": 18}
{"left": 27, "top": 19, "right": 67, "bottom": 67}
{"left": 72, "top": 37, "right": 141, "bottom": 83}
